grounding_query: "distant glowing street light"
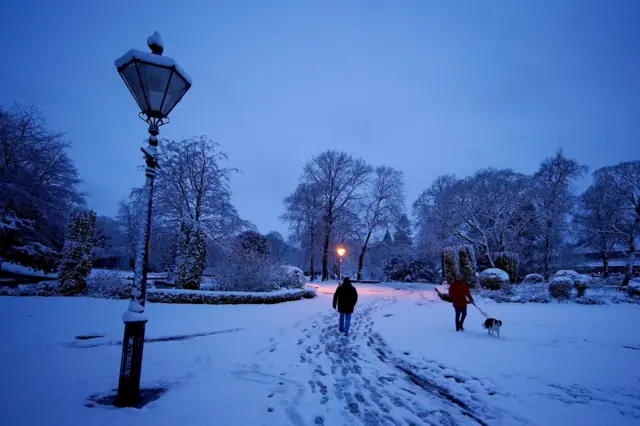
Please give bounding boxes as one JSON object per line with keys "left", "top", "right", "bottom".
{"left": 113, "top": 31, "right": 192, "bottom": 408}
{"left": 336, "top": 246, "right": 346, "bottom": 280}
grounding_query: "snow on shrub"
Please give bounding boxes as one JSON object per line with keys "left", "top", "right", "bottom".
{"left": 458, "top": 245, "right": 478, "bottom": 288}
{"left": 548, "top": 276, "right": 573, "bottom": 299}
{"left": 523, "top": 274, "right": 545, "bottom": 284}
{"left": 215, "top": 252, "right": 279, "bottom": 292}
{"left": 274, "top": 266, "right": 305, "bottom": 289}
{"left": 479, "top": 268, "right": 510, "bottom": 290}
{"left": 575, "top": 296, "right": 605, "bottom": 305}
{"left": 494, "top": 252, "right": 520, "bottom": 283}
{"left": 0, "top": 281, "right": 59, "bottom": 296}
{"left": 574, "top": 274, "right": 592, "bottom": 297}
{"left": 146, "top": 287, "right": 316, "bottom": 305}
{"left": 173, "top": 222, "right": 207, "bottom": 290}
{"left": 58, "top": 209, "right": 96, "bottom": 295}
{"left": 86, "top": 270, "right": 131, "bottom": 299}
{"left": 627, "top": 278, "right": 640, "bottom": 297}
{"left": 199, "top": 278, "right": 216, "bottom": 291}
{"left": 555, "top": 270, "right": 580, "bottom": 279}
{"left": 442, "top": 247, "right": 458, "bottom": 284}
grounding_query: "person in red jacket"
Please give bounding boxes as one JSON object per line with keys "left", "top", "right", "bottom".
{"left": 448, "top": 273, "right": 475, "bottom": 331}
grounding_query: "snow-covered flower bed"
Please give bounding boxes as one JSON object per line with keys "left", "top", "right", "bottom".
{"left": 146, "top": 286, "right": 316, "bottom": 305}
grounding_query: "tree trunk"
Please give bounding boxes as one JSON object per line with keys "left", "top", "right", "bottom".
{"left": 356, "top": 231, "right": 373, "bottom": 282}
{"left": 485, "top": 246, "right": 495, "bottom": 268}
{"left": 357, "top": 249, "right": 366, "bottom": 282}
{"left": 321, "top": 223, "right": 331, "bottom": 281}
{"left": 543, "top": 237, "right": 551, "bottom": 279}
{"left": 308, "top": 230, "right": 315, "bottom": 282}
{"left": 601, "top": 251, "right": 609, "bottom": 279}
{"left": 622, "top": 219, "right": 638, "bottom": 286}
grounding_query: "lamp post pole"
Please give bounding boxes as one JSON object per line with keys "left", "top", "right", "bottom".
{"left": 115, "top": 122, "right": 159, "bottom": 407}
{"left": 113, "top": 31, "right": 192, "bottom": 407}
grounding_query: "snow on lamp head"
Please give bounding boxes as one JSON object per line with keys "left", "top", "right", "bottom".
{"left": 114, "top": 31, "right": 192, "bottom": 120}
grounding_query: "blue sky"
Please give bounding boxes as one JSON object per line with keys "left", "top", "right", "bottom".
{"left": 1, "top": 0, "right": 639, "bottom": 235}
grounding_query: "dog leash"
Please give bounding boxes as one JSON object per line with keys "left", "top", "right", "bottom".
{"left": 473, "top": 303, "right": 490, "bottom": 319}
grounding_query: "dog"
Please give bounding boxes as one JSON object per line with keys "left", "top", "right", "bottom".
{"left": 482, "top": 318, "right": 503, "bottom": 338}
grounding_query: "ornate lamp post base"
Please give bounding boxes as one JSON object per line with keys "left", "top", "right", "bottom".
{"left": 115, "top": 320, "right": 147, "bottom": 407}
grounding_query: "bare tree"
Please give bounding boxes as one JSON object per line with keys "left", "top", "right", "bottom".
{"left": 154, "top": 136, "right": 248, "bottom": 241}
{"left": 593, "top": 161, "right": 640, "bottom": 285}
{"left": 575, "top": 183, "right": 622, "bottom": 278}
{"left": 413, "top": 175, "right": 458, "bottom": 263}
{"left": 351, "top": 166, "right": 405, "bottom": 281}
{"left": 281, "top": 182, "right": 323, "bottom": 280}
{"left": 0, "top": 103, "right": 84, "bottom": 270}
{"left": 529, "top": 150, "right": 588, "bottom": 278}
{"left": 302, "top": 151, "right": 372, "bottom": 280}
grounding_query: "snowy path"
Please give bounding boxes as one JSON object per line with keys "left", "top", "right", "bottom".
{"left": 1, "top": 284, "right": 639, "bottom": 426}
{"left": 236, "top": 288, "right": 524, "bottom": 426}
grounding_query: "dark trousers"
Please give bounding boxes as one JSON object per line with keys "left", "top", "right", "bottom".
{"left": 455, "top": 307, "right": 467, "bottom": 330}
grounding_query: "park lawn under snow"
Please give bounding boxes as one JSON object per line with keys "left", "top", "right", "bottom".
{"left": 1, "top": 283, "right": 639, "bottom": 426}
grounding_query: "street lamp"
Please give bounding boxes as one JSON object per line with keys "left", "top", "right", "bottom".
{"left": 113, "top": 31, "right": 192, "bottom": 407}
{"left": 336, "top": 246, "right": 346, "bottom": 281}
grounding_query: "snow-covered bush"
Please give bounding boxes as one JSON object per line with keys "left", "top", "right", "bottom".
{"left": 0, "top": 281, "right": 59, "bottom": 296}
{"left": 272, "top": 266, "right": 305, "bottom": 290}
{"left": 173, "top": 222, "right": 207, "bottom": 290}
{"left": 442, "top": 247, "right": 458, "bottom": 284}
{"left": 574, "top": 274, "right": 592, "bottom": 297}
{"left": 555, "top": 270, "right": 580, "bottom": 279}
{"left": 479, "top": 268, "right": 510, "bottom": 290}
{"left": 523, "top": 274, "right": 545, "bottom": 284}
{"left": 553, "top": 270, "right": 591, "bottom": 297}
{"left": 494, "top": 252, "right": 520, "bottom": 283}
{"left": 575, "top": 296, "right": 605, "bottom": 305}
{"left": 458, "top": 245, "right": 478, "bottom": 288}
{"left": 86, "top": 270, "right": 130, "bottom": 299}
{"left": 199, "top": 278, "right": 216, "bottom": 291}
{"left": 146, "top": 287, "right": 316, "bottom": 305}
{"left": 548, "top": 276, "right": 573, "bottom": 299}
{"left": 58, "top": 209, "right": 96, "bottom": 295}
{"left": 215, "top": 252, "right": 278, "bottom": 292}
{"left": 383, "top": 256, "right": 435, "bottom": 282}
{"left": 627, "top": 278, "right": 640, "bottom": 297}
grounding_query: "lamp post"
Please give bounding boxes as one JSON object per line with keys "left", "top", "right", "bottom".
{"left": 336, "top": 246, "right": 346, "bottom": 281}
{"left": 113, "top": 31, "right": 192, "bottom": 407}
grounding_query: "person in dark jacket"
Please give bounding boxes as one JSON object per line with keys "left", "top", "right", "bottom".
{"left": 448, "top": 273, "right": 474, "bottom": 331}
{"left": 333, "top": 276, "right": 358, "bottom": 336}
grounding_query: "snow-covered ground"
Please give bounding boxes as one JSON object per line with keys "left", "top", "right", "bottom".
{"left": 1, "top": 282, "right": 639, "bottom": 426}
